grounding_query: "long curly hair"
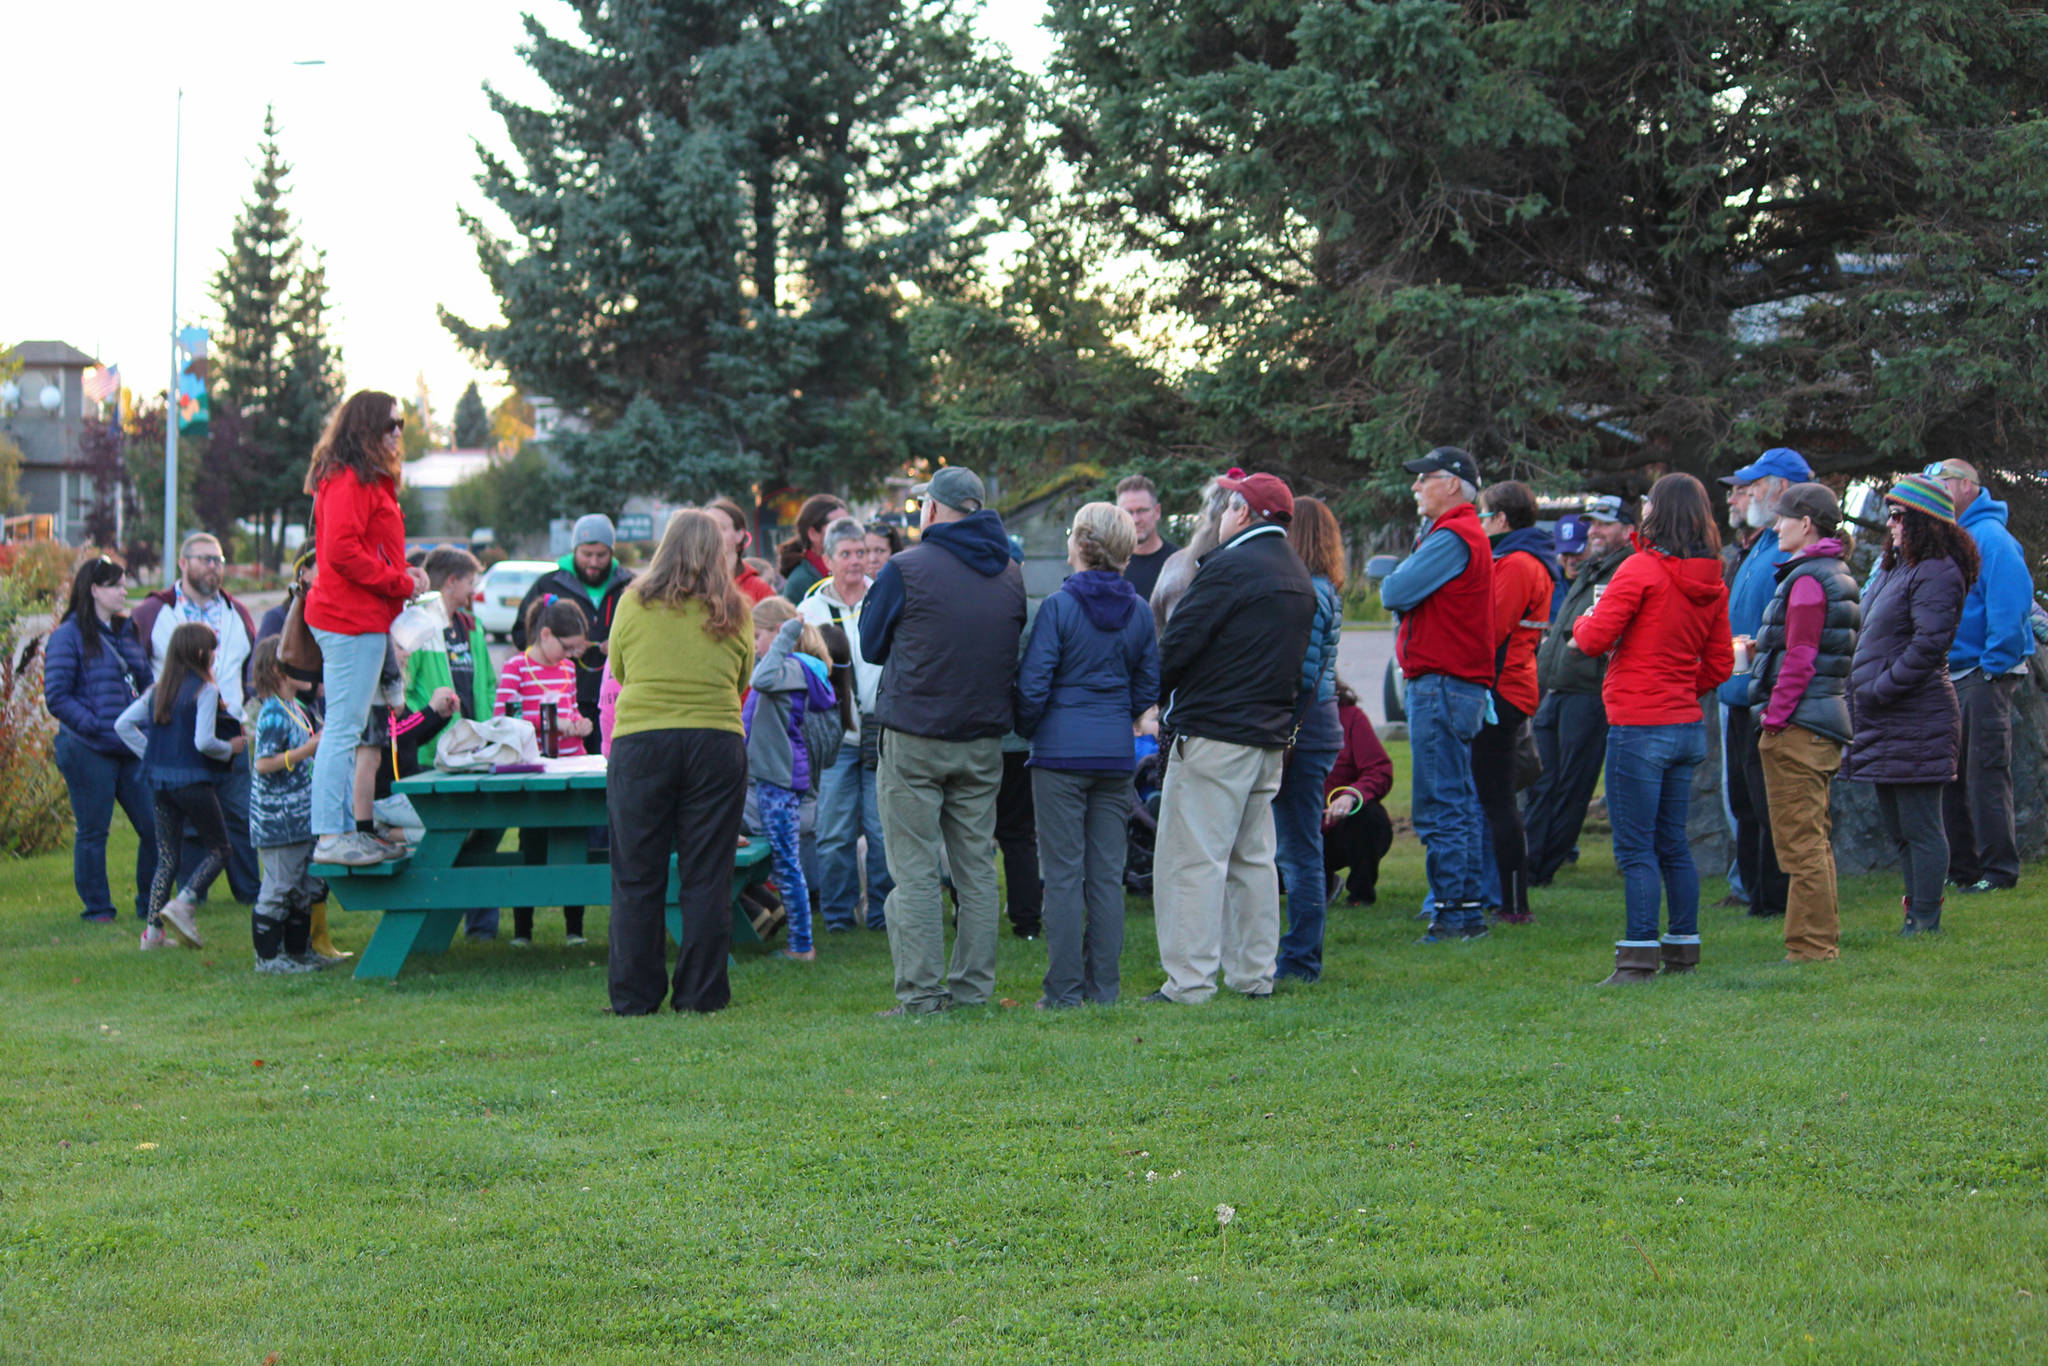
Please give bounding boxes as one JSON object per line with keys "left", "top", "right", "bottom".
{"left": 303, "top": 390, "right": 402, "bottom": 494}
{"left": 633, "top": 509, "right": 747, "bottom": 639}
{"left": 1883, "top": 505, "right": 1982, "bottom": 587}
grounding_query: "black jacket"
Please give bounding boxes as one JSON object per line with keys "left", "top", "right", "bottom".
{"left": 1843, "top": 557, "right": 1967, "bottom": 785}
{"left": 1157, "top": 525, "right": 1317, "bottom": 748}
{"left": 1536, "top": 542, "right": 1632, "bottom": 696}
{"left": 861, "top": 511, "right": 1027, "bottom": 741}
{"left": 511, "top": 559, "right": 635, "bottom": 748}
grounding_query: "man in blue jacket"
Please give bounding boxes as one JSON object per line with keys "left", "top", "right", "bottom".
{"left": 1930, "top": 459, "right": 2036, "bottom": 893}
{"left": 1717, "top": 446, "right": 1812, "bottom": 919}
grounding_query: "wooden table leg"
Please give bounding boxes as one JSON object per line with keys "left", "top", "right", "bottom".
{"left": 352, "top": 911, "right": 441, "bottom": 980}
{"left": 412, "top": 909, "right": 465, "bottom": 957}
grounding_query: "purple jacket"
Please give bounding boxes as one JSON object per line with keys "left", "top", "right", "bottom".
{"left": 1843, "top": 557, "right": 1968, "bottom": 785}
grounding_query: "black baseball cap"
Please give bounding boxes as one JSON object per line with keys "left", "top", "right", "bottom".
{"left": 1403, "top": 446, "right": 1480, "bottom": 487}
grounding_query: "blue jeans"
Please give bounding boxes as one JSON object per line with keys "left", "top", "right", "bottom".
{"left": 54, "top": 731, "right": 158, "bottom": 919}
{"left": 1406, "top": 673, "right": 1489, "bottom": 928}
{"left": 1273, "top": 746, "right": 1337, "bottom": 980}
{"left": 310, "top": 629, "right": 388, "bottom": 838}
{"left": 816, "top": 744, "right": 892, "bottom": 929}
{"left": 1605, "top": 721, "right": 1707, "bottom": 944}
{"left": 757, "top": 781, "right": 812, "bottom": 953}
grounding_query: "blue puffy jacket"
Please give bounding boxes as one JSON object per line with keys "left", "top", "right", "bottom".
{"left": 1950, "top": 492, "right": 2037, "bottom": 677}
{"left": 1293, "top": 575, "right": 1343, "bottom": 752}
{"left": 43, "top": 615, "right": 152, "bottom": 756}
{"left": 1014, "top": 570, "right": 1161, "bottom": 770}
{"left": 1717, "top": 526, "right": 1783, "bottom": 706}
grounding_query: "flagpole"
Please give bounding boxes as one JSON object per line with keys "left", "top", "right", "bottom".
{"left": 163, "top": 87, "right": 183, "bottom": 587}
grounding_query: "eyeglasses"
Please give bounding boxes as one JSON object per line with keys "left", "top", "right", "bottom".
{"left": 1412, "top": 471, "right": 1456, "bottom": 485}
{"left": 183, "top": 554, "right": 224, "bottom": 567}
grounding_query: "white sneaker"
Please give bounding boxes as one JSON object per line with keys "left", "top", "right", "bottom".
{"left": 160, "top": 898, "right": 204, "bottom": 948}
{"left": 140, "top": 924, "right": 167, "bottom": 950}
{"left": 565, "top": 934, "right": 588, "bottom": 947}
{"left": 315, "top": 833, "right": 387, "bottom": 867}
{"left": 254, "top": 954, "right": 319, "bottom": 975}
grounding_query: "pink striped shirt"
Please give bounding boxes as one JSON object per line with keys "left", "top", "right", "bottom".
{"left": 494, "top": 651, "right": 587, "bottom": 757}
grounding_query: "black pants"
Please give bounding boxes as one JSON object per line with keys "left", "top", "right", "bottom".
{"left": 606, "top": 728, "right": 748, "bottom": 1015}
{"left": 150, "top": 781, "right": 231, "bottom": 926}
{"left": 1877, "top": 782, "right": 1949, "bottom": 918}
{"left": 1471, "top": 695, "right": 1531, "bottom": 915}
{"left": 1323, "top": 800, "right": 1393, "bottom": 903}
{"left": 1944, "top": 671, "right": 2021, "bottom": 888}
{"left": 995, "top": 749, "right": 1043, "bottom": 936}
{"left": 1523, "top": 692, "right": 1609, "bottom": 883}
{"left": 177, "top": 753, "right": 260, "bottom": 903}
{"left": 1727, "top": 706, "right": 1788, "bottom": 914}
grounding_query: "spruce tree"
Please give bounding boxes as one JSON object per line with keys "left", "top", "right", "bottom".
{"left": 452, "top": 381, "right": 491, "bottom": 449}
{"left": 1044, "top": 0, "right": 2048, "bottom": 501}
{"left": 210, "top": 108, "right": 342, "bottom": 564}
{"left": 443, "top": 0, "right": 1025, "bottom": 505}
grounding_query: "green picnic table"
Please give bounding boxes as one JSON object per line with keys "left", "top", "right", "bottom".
{"left": 312, "top": 765, "right": 773, "bottom": 981}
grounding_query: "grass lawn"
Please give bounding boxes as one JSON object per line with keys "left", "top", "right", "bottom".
{"left": 4, "top": 752, "right": 2046, "bottom": 1363}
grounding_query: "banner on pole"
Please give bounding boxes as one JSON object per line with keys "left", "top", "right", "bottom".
{"left": 175, "top": 327, "right": 209, "bottom": 436}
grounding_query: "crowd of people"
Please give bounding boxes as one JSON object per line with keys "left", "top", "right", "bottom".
{"left": 37, "top": 383, "right": 2037, "bottom": 1007}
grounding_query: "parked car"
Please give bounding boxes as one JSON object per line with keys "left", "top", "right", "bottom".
{"left": 473, "top": 559, "right": 557, "bottom": 641}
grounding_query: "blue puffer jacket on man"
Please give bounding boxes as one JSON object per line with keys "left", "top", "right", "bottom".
{"left": 1014, "top": 570, "right": 1161, "bottom": 770}
{"left": 43, "top": 616, "right": 153, "bottom": 755}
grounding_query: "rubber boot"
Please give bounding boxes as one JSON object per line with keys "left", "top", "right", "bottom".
{"left": 252, "top": 913, "right": 286, "bottom": 964}
{"left": 290, "top": 905, "right": 342, "bottom": 969}
{"left": 308, "top": 898, "right": 352, "bottom": 961}
{"left": 1901, "top": 896, "right": 1943, "bottom": 935}
{"left": 1659, "top": 939, "right": 1700, "bottom": 974}
{"left": 1597, "top": 943, "right": 1660, "bottom": 986}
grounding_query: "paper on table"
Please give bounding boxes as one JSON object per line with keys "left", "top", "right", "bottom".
{"left": 541, "top": 754, "right": 608, "bottom": 775}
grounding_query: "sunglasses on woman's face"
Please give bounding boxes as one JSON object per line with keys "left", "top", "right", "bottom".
{"left": 1886, "top": 508, "right": 1905, "bottom": 523}
{"left": 385, "top": 419, "right": 405, "bottom": 435}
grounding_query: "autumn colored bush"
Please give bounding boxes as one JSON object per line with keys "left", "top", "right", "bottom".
{"left": 0, "top": 562, "right": 74, "bottom": 857}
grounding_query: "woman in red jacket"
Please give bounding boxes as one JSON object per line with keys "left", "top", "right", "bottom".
{"left": 303, "top": 391, "right": 428, "bottom": 867}
{"left": 1322, "top": 677, "right": 1395, "bottom": 906}
{"left": 1474, "top": 480, "right": 1560, "bottom": 923}
{"left": 1570, "top": 473, "right": 1733, "bottom": 985}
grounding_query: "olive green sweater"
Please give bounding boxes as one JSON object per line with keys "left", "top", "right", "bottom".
{"left": 607, "top": 593, "right": 751, "bottom": 738}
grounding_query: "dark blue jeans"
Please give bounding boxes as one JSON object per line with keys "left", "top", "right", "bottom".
{"left": 1604, "top": 721, "right": 1706, "bottom": 944}
{"left": 54, "top": 731, "right": 158, "bottom": 920}
{"left": 1273, "top": 746, "right": 1338, "bottom": 980}
{"left": 1407, "top": 673, "right": 1489, "bottom": 929}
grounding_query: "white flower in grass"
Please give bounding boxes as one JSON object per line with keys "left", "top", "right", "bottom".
{"left": 1215, "top": 1204, "right": 1235, "bottom": 1226}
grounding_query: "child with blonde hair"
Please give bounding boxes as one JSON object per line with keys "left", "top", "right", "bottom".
{"left": 746, "top": 597, "right": 837, "bottom": 960}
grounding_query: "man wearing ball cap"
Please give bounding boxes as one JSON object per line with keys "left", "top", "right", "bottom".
{"left": 1380, "top": 445, "right": 1496, "bottom": 941}
{"left": 1145, "top": 469, "right": 1317, "bottom": 1004}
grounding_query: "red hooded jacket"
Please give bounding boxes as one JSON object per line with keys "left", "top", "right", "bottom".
{"left": 1570, "top": 540, "right": 1734, "bottom": 725}
{"left": 305, "top": 469, "right": 414, "bottom": 636}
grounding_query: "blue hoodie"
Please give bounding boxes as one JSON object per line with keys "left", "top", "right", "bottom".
{"left": 1014, "top": 569, "right": 1161, "bottom": 770}
{"left": 1718, "top": 525, "right": 1783, "bottom": 706}
{"left": 1951, "top": 491, "right": 2037, "bottom": 676}
{"left": 1493, "top": 525, "right": 1564, "bottom": 583}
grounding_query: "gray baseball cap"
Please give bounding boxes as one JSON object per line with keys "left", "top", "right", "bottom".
{"left": 911, "top": 466, "right": 986, "bottom": 512}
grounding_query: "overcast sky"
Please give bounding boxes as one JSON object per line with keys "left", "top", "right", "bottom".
{"left": 2, "top": 2, "right": 1053, "bottom": 425}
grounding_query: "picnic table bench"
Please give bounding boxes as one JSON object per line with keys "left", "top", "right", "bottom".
{"left": 312, "top": 762, "right": 773, "bottom": 981}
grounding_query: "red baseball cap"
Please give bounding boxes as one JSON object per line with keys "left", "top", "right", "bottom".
{"left": 1217, "top": 468, "right": 1294, "bottom": 523}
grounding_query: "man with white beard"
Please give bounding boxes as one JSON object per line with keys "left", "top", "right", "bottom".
{"left": 1716, "top": 447, "right": 1814, "bottom": 920}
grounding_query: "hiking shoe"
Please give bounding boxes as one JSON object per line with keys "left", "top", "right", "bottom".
{"left": 1956, "top": 879, "right": 2009, "bottom": 895}
{"left": 315, "top": 833, "right": 387, "bottom": 867}
{"left": 1415, "top": 923, "right": 1458, "bottom": 944}
{"left": 140, "top": 924, "right": 167, "bottom": 950}
{"left": 160, "top": 898, "right": 204, "bottom": 948}
{"left": 510, "top": 936, "right": 532, "bottom": 948}
{"left": 565, "top": 934, "right": 589, "bottom": 947}
{"left": 291, "top": 950, "right": 345, "bottom": 970}
{"left": 1458, "top": 922, "right": 1491, "bottom": 940}
{"left": 255, "top": 954, "right": 320, "bottom": 975}
{"left": 82, "top": 909, "right": 116, "bottom": 924}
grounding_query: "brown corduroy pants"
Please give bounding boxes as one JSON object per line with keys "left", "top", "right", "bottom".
{"left": 1759, "top": 723, "right": 1845, "bottom": 961}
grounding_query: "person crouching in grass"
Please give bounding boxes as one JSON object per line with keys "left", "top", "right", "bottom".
{"left": 246, "top": 637, "right": 343, "bottom": 972}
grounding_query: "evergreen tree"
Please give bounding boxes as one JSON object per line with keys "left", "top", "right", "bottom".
{"left": 443, "top": 0, "right": 1026, "bottom": 505}
{"left": 1044, "top": 0, "right": 2048, "bottom": 501}
{"left": 452, "top": 381, "right": 491, "bottom": 448}
{"left": 209, "top": 108, "right": 342, "bottom": 564}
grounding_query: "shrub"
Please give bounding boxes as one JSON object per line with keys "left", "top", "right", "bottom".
{"left": 0, "top": 540, "right": 82, "bottom": 604}
{"left": 0, "top": 575, "right": 71, "bottom": 858}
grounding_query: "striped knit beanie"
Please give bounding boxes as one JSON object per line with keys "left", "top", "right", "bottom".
{"left": 1885, "top": 473, "right": 1955, "bottom": 524}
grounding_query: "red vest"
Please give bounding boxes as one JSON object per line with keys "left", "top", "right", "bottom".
{"left": 1396, "top": 502, "right": 1496, "bottom": 686}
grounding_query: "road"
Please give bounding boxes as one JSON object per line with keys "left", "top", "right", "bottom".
{"left": 1337, "top": 624, "right": 1398, "bottom": 726}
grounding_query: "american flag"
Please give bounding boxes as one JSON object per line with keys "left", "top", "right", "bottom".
{"left": 83, "top": 364, "right": 120, "bottom": 402}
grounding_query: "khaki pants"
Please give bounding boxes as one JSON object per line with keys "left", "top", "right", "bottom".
{"left": 1758, "top": 724, "right": 1844, "bottom": 961}
{"left": 1152, "top": 735, "right": 1284, "bottom": 1002}
{"left": 876, "top": 729, "right": 1004, "bottom": 1011}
